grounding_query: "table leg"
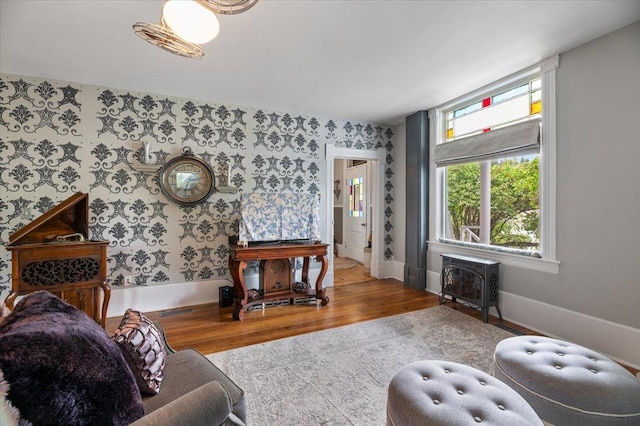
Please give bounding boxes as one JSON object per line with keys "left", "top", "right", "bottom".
{"left": 314, "top": 254, "right": 329, "bottom": 306}
{"left": 99, "top": 281, "right": 111, "bottom": 329}
{"left": 302, "top": 256, "right": 310, "bottom": 284}
{"left": 229, "top": 256, "right": 248, "bottom": 320}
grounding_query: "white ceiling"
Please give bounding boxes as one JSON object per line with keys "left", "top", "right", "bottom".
{"left": 1, "top": 1, "right": 639, "bottom": 126}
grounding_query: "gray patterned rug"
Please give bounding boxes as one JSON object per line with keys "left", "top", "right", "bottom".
{"left": 207, "top": 306, "right": 516, "bottom": 426}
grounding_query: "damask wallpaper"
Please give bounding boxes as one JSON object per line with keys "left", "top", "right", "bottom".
{"left": 0, "top": 73, "right": 394, "bottom": 300}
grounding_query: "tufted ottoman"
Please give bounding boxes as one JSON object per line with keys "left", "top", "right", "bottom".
{"left": 387, "top": 360, "right": 542, "bottom": 425}
{"left": 494, "top": 336, "right": 640, "bottom": 426}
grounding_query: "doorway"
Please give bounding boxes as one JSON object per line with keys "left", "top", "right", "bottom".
{"left": 325, "top": 145, "right": 385, "bottom": 283}
{"left": 345, "top": 162, "right": 367, "bottom": 263}
{"left": 333, "top": 159, "right": 373, "bottom": 285}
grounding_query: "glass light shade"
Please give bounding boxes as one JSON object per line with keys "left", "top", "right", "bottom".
{"left": 162, "top": 0, "right": 220, "bottom": 44}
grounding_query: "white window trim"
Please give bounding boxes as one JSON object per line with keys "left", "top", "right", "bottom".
{"left": 428, "top": 56, "right": 560, "bottom": 274}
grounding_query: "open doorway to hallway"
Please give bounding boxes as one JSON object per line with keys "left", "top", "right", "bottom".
{"left": 326, "top": 144, "right": 385, "bottom": 282}
{"left": 333, "top": 158, "right": 375, "bottom": 285}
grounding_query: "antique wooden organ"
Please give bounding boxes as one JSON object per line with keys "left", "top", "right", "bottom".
{"left": 5, "top": 193, "right": 110, "bottom": 328}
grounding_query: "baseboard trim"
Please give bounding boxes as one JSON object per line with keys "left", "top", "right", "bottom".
{"left": 108, "top": 280, "right": 225, "bottom": 318}
{"left": 389, "top": 259, "right": 405, "bottom": 282}
{"left": 426, "top": 271, "right": 639, "bottom": 370}
{"left": 108, "top": 269, "right": 331, "bottom": 319}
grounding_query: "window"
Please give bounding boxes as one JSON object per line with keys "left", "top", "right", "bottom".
{"left": 349, "top": 177, "right": 364, "bottom": 217}
{"left": 439, "top": 77, "right": 541, "bottom": 255}
{"left": 430, "top": 57, "right": 559, "bottom": 271}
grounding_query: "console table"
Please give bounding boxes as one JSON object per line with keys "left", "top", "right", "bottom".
{"left": 228, "top": 242, "right": 329, "bottom": 320}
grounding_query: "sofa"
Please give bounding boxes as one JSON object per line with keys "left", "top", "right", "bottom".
{"left": 0, "top": 291, "right": 246, "bottom": 426}
{"left": 136, "top": 320, "right": 247, "bottom": 426}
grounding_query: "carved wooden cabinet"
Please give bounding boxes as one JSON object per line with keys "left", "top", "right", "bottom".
{"left": 259, "top": 258, "right": 293, "bottom": 295}
{"left": 229, "top": 242, "right": 329, "bottom": 320}
{"left": 5, "top": 193, "right": 110, "bottom": 328}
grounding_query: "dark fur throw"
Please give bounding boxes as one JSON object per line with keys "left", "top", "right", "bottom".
{"left": 0, "top": 291, "right": 144, "bottom": 425}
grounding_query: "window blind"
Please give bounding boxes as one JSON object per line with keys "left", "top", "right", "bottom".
{"left": 435, "top": 119, "right": 540, "bottom": 167}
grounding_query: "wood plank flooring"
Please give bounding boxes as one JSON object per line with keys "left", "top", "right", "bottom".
{"left": 105, "top": 277, "right": 638, "bottom": 375}
{"left": 333, "top": 259, "right": 373, "bottom": 285}
{"left": 106, "top": 278, "right": 529, "bottom": 354}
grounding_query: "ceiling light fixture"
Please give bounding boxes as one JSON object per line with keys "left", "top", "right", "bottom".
{"left": 133, "top": 21, "right": 204, "bottom": 59}
{"left": 133, "top": 0, "right": 258, "bottom": 59}
{"left": 162, "top": 0, "right": 220, "bottom": 44}
{"left": 198, "top": 0, "right": 259, "bottom": 15}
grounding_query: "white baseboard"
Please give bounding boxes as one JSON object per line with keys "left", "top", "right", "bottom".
{"left": 426, "top": 270, "right": 441, "bottom": 294}
{"left": 389, "top": 259, "right": 405, "bottom": 282}
{"left": 427, "top": 271, "right": 640, "bottom": 370}
{"left": 108, "top": 268, "right": 331, "bottom": 318}
{"left": 108, "top": 279, "right": 227, "bottom": 318}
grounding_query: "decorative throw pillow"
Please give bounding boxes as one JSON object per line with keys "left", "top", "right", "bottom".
{"left": 111, "top": 309, "right": 166, "bottom": 395}
{"left": 0, "top": 291, "right": 144, "bottom": 425}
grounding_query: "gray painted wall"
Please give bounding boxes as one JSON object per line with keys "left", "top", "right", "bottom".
{"left": 394, "top": 22, "right": 640, "bottom": 330}
{"left": 550, "top": 21, "right": 639, "bottom": 327}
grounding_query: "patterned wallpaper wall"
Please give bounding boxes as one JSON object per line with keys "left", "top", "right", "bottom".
{"left": 0, "top": 73, "right": 394, "bottom": 300}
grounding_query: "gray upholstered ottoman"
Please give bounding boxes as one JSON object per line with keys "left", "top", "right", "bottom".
{"left": 494, "top": 336, "right": 640, "bottom": 426}
{"left": 387, "top": 360, "right": 542, "bottom": 425}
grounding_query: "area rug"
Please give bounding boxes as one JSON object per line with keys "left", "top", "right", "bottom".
{"left": 333, "top": 257, "right": 357, "bottom": 269}
{"left": 207, "top": 306, "right": 516, "bottom": 425}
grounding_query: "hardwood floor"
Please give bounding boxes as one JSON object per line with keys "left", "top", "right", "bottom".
{"left": 333, "top": 258, "right": 374, "bottom": 285}
{"left": 107, "top": 278, "right": 529, "bottom": 354}
{"left": 105, "top": 277, "right": 638, "bottom": 375}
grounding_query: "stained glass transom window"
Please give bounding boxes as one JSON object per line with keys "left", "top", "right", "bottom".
{"left": 446, "top": 77, "right": 541, "bottom": 141}
{"left": 439, "top": 74, "right": 542, "bottom": 255}
{"left": 349, "top": 177, "right": 364, "bottom": 217}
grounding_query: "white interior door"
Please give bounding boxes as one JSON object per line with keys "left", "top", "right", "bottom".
{"left": 345, "top": 163, "right": 367, "bottom": 262}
